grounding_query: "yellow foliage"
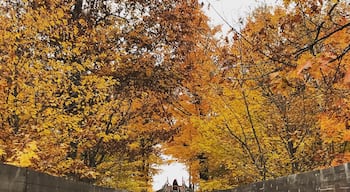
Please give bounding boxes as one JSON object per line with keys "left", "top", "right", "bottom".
{"left": 343, "top": 131, "right": 350, "bottom": 142}
{"left": 0, "top": 148, "right": 5, "bottom": 156}
{"left": 10, "top": 141, "right": 39, "bottom": 167}
{"left": 4, "top": 0, "right": 350, "bottom": 190}
{"left": 320, "top": 115, "right": 345, "bottom": 144}
{"left": 128, "top": 142, "right": 139, "bottom": 150}
{"left": 0, "top": 0, "right": 216, "bottom": 190}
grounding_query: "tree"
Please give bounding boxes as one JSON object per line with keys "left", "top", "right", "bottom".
{"left": 277, "top": 0, "right": 350, "bottom": 165}
{"left": 171, "top": 0, "right": 350, "bottom": 190}
{"left": 0, "top": 0, "right": 214, "bottom": 191}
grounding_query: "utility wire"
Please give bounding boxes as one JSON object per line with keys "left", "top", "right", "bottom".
{"left": 204, "top": 0, "right": 296, "bottom": 68}
{"left": 204, "top": 0, "right": 243, "bottom": 36}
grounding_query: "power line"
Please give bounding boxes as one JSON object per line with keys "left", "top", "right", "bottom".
{"left": 203, "top": 0, "right": 295, "bottom": 68}
{"left": 204, "top": 0, "right": 241, "bottom": 35}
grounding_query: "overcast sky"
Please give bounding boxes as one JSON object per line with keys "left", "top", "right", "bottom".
{"left": 202, "top": 0, "right": 279, "bottom": 35}
{"left": 152, "top": 0, "right": 278, "bottom": 190}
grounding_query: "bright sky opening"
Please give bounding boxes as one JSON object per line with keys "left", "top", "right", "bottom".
{"left": 152, "top": 155, "right": 189, "bottom": 191}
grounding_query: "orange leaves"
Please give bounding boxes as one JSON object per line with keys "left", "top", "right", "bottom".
{"left": 296, "top": 52, "right": 337, "bottom": 79}
{"left": 188, "top": 0, "right": 350, "bottom": 186}
{"left": 319, "top": 114, "right": 345, "bottom": 143}
{"left": 283, "top": 0, "right": 292, "bottom": 7}
{"left": 343, "top": 130, "right": 350, "bottom": 142}
{"left": 0, "top": 1, "right": 220, "bottom": 191}
{"left": 8, "top": 0, "right": 350, "bottom": 190}
{"left": 331, "top": 152, "right": 350, "bottom": 167}
{"left": 297, "top": 60, "right": 313, "bottom": 75}
{"left": 343, "top": 69, "right": 350, "bottom": 84}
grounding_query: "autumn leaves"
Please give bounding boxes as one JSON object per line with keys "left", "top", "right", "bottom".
{"left": 164, "top": 0, "right": 350, "bottom": 190}
{"left": 0, "top": 0, "right": 212, "bottom": 191}
{"left": 0, "top": 0, "right": 349, "bottom": 191}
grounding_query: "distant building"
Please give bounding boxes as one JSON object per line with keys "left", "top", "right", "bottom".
{"left": 156, "top": 179, "right": 194, "bottom": 192}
